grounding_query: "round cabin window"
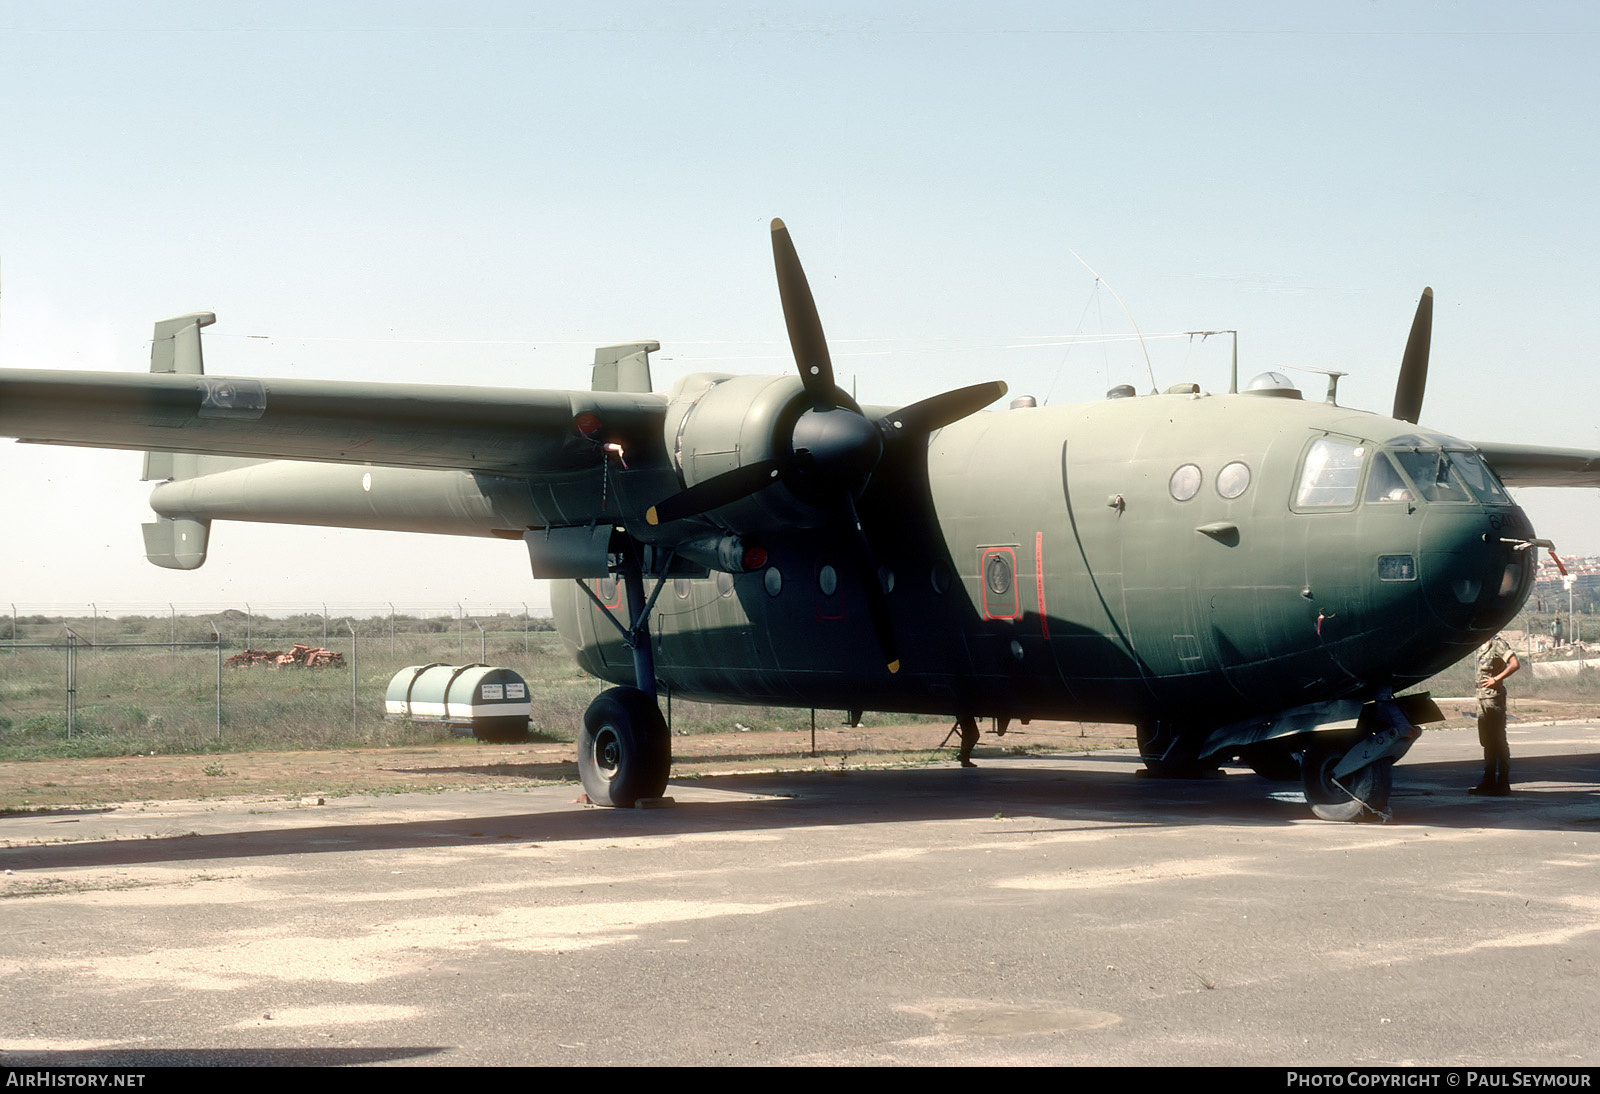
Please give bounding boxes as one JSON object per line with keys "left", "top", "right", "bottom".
{"left": 1170, "top": 464, "right": 1202, "bottom": 501}
{"left": 818, "top": 564, "right": 839, "bottom": 596}
{"left": 1217, "top": 461, "right": 1251, "bottom": 499}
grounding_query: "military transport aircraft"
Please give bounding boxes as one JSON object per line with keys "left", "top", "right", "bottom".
{"left": 3, "top": 220, "right": 1599, "bottom": 820}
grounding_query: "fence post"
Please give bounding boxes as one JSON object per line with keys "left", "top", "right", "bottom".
{"left": 212, "top": 621, "right": 222, "bottom": 741}
{"left": 64, "top": 630, "right": 77, "bottom": 738}
{"left": 346, "top": 620, "right": 358, "bottom": 736}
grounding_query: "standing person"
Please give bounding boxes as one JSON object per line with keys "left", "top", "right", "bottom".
{"left": 1472, "top": 634, "right": 1519, "bottom": 796}
{"left": 955, "top": 714, "right": 980, "bottom": 768}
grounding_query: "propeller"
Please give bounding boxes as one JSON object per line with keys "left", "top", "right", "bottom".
{"left": 648, "top": 218, "right": 1008, "bottom": 673}
{"left": 1392, "top": 287, "right": 1433, "bottom": 424}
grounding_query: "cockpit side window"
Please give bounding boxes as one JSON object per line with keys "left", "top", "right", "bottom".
{"left": 1365, "top": 453, "right": 1413, "bottom": 504}
{"left": 1393, "top": 448, "right": 1473, "bottom": 504}
{"left": 1295, "top": 437, "right": 1365, "bottom": 508}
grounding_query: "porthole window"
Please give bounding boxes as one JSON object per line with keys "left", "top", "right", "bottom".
{"left": 818, "top": 564, "right": 839, "bottom": 596}
{"left": 1169, "top": 463, "right": 1202, "bottom": 501}
{"left": 985, "top": 553, "right": 1014, "bottom": 596}
{"left": 878, "top": 566, "right": 895, "bottom": 595}
{"left": 673, "top": 577, "right": 691, "bottom": 600}
{"left": 1217, "top": 461, "right": 1251, "bottom": 499}
{"left": 763, "top": 566, "right": 783, "bottom": 597}
{"left": 931, "top": 560, "right": 953, "bottom": 595}
{"left": 716, "top": 571, "right": 735, "bottom": 598}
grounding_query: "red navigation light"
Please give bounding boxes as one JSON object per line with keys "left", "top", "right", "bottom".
{"left": 572, "top": 412, "right": 602, "bottom": 438}
{"left": 741, "top": 544, "right": 769, "bottom": 570}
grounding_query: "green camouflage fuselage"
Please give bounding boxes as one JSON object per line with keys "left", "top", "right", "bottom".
{"left": 556, "top": 386, "right": 1531, "bottom": 738}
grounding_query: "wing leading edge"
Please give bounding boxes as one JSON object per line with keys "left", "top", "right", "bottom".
{"left": 1476, "top": 442, "right": 1600, "bottom": 488}
{"left": 0, "top": 367, "right": 666, "bottom": 476}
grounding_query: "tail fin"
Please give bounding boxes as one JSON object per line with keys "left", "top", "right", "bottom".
{"left": 142, "top": 516, "right": 210, "bottom": 570}
{"left": 590, "top": 341, "right": 659, "bottom": 393}
{"left": 141, "top": 312, "right": 215, "bottom": 569}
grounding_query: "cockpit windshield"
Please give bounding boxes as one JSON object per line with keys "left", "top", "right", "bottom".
{"left": 1445, "top": 449, "right": 1513, "bottom": 504}
{"left": 1298, "top": 437, "right": 1517, "bottom": 510}
{"left": 1390, "top": 448, "right": 1474, "bottom": 504}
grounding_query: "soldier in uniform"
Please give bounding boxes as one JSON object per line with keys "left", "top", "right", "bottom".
{"left": 1472, "top": 634, "right": 1519, "bottom": 796}
{"left": 954, "top": 714, "right": 980, "bottom": 768}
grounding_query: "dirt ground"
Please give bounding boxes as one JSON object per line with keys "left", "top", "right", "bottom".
{"left": 0, "top": 719, "right": 1137, "bottom": 811}
{"left": 4, "top": 696, "right": 1595, "bottom": 812}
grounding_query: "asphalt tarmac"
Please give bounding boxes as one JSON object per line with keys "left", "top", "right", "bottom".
{"left": 1, "top": 723, "right": 1597, "bottom": 1067}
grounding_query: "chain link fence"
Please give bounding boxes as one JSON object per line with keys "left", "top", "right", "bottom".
{"left": 0, "top": 606, "right": 599, "bottom": 755}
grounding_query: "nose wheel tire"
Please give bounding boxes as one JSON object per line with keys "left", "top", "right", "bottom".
{"left": 1302, "top": 738, "right": 1392, "bottom": 822}
{"left": 579, "top": 686, "right": 670, "bottom": 808}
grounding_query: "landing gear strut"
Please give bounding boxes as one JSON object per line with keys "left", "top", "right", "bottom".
{"left": 574, "top": 541, "right": 673, "bottom": 807}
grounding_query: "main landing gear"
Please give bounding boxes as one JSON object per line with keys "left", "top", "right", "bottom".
{"left": 573, "top": 543, "right": 674, "bottom": 808}
{"left": 579, "top": 686, "right": 670, "bottom": 808}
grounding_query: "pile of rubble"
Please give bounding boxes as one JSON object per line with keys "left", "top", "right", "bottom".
{"left": 225, "top": 643, "right": 345, "bottom": 669}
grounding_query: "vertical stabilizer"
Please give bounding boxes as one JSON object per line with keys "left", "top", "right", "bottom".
{"left": 142, "top": 313, "right": 216, "bottom": 567}
{"left": 591, "top": 341, "right": 659, "bottom": 393}
{"left": 142, "top": 313, "right": 215, "bottom": 482}
{"left": 142, "top": 516, "right": 211, "bottom": 570}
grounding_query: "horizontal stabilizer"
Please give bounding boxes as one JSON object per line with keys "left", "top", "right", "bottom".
{"left": 142, "top": 516, "right": 210, "bottom": 570}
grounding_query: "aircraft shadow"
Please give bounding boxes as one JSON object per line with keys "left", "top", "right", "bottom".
{"left": 5, "top": 746, "right": 1596, "bottom": 874}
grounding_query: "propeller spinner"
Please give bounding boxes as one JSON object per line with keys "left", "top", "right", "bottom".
{"left": 647, "top": 219, "right": 1008, "bottom": 673}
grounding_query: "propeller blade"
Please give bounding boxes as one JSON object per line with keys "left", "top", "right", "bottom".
{"left": 771, "top": 218, "right": 836, "bottom": 409}
{"left": 842, "top": 492, "right": 900, "bottom": 674}
{"left": 877, "top": 380, "right": 1009, "bottom": 445}
{"left": 1392, "top": 287, "right": 1433, "bottom": 424}
{"left": 646, "top": 458, "right": 787, "bottom": 526}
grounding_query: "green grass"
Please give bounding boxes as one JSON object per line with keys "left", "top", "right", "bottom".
{"left": 0, "top": 620, "right": 928, "bottom": 761}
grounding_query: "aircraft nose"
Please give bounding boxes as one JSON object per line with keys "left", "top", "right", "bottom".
{"left": 1417, "top": 506, "right": 1533, "bottom": 635}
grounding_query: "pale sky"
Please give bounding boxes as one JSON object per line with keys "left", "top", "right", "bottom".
{"left": 3, "top": 1, "right": 1599, "bottom": 618}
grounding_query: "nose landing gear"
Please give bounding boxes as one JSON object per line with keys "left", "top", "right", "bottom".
{"left": 1301, "top": 736, "right": 1395, "bottom": 822}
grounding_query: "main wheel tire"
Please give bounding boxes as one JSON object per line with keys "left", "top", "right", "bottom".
{"left": 579, "top": 686, "right": 670, "bottom": 808}
{"left": 1302, "top": 738, "right": 1392, "bottom": 821}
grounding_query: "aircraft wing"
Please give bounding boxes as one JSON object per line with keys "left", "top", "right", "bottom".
{"left": 1476, "top": 441, "right": 1600, "bottom": 488}
{"left": 0, "top": 368, "right": 666, "bottom": 475}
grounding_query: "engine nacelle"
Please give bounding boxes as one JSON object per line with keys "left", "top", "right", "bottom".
{"left": 663, "top": 372, "right": 838, "bottom": 535}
